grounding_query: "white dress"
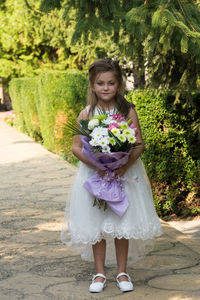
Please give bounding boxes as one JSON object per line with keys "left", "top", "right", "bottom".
{"left": 61, "top": 106, "right": 162, "bottom": 264}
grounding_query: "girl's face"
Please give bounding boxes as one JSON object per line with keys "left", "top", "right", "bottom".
{"left": 92, "top": 71, "right": 119, "bottom": 105}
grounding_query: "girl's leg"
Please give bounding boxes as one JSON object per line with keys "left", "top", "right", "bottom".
{"left": 114, "top": 238, "right": 129, "bottom": 281}
{"left": 92, "top": 239, "right": 106, "bottom": 282}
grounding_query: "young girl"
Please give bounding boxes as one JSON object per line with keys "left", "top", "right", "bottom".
{"left": 61, "top": 58, "right": 162, "bottom": 293}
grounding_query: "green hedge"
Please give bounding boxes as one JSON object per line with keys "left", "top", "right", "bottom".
{"left": 36, "top": 71, "right": 88, "bottom": 163}
{"left": 127, "top": 90, "right": 200, "bottom": 218}
{"left": 9, "top": 71, "right": 88, "bottom": 164}
{"left": 9, "top": 79, "right": 27, "bottom": 132}
{"left": 9, "top": 77, "right": 42, "bottom": 141}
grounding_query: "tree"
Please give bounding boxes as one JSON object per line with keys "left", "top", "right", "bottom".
{"left": 1, "top": 0, "right": 200, "bottom": 90}
{"left": 0, "top": 0, "right": 117, "bottom": 81}
{"left": 39, "top": 0, "right": 200, "bottom": 90}
{"left": 125, "top": 0, "right": 200, "bottom": 90}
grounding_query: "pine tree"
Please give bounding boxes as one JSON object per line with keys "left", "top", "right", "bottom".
{"left": 125, "top": 0, "right": 200, "bottom": 89}
{"left": 39, "top": 0, "right": 200, "bottom": 90}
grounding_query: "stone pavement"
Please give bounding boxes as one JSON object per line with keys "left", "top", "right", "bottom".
{"left": 0, "top": 112, "right": 200, "bottom": 300}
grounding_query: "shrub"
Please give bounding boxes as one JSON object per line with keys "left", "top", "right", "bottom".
{"left": 9, "top": 77, "right": 42, "bottom": 140}
{"left": 127, "top": 90, "right": 200, "bottom": 218}
{"left": 9, "top": 79, "right": 27, "bottom": 132}
{"left": 35, "top": 71, "right": 88, "bottom": 164}
{"left": 9, "top": 71, "right": 88, "bottom": 164}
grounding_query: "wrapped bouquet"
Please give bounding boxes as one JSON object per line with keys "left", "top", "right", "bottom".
{"left": 67, "top": 112, "right": 141, "bottom": 217}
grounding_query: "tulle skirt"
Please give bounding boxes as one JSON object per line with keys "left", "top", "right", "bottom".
{"left": 61, "top": 158, "right": 162, "bottom": 265}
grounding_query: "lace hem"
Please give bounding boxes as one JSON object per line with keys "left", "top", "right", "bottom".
{"left": 61, "top": 221, "right": 163, "bottom": 246}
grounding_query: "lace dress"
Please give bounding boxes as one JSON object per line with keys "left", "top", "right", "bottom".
{"left": 61, "top": 107, "right": 162, "bottom": 264}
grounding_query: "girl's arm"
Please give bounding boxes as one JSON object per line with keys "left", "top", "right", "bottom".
{"left": 72, "top": 135, "right": 100, "bottom": 170}
{"left": 115, "top": 107, "right": 144, "bottom": 177}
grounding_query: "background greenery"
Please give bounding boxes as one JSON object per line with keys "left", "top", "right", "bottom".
{"left": 9, "top": 73, "right": 200, "bottom": 218}
{"left": 3, "top": 1, "right": 200, "bottom": 217}
{"left": 128, "top": 90, "right": 200, "bottom": 218}
{"left": 1, "top": 0, "right": 200, "bottom": 90}
{"left": 9, "top": 71, "right": 88, "bottom": 164}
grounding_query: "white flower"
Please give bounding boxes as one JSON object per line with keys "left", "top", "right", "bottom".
{"left": 99, "top": 137, "right": 109, "bottom": 147}
{"left": 118, "top": 134, "right": 126, "bottom": 142}
{"left": 123, "top": 128, "right": 135, "bottom": 137}
{"left": 128, "top": 135, "right": 136, "bottom": 144}
{"left": 90, "top": 126, "right": 108, "bottom": 139}
{"left": 119, "top": 121, "right": 128, "bottom": 130}
{"left": 110, "top": 127, "right": 120, "bottom": 137}
{"left": 88, "top": 118, "right": 99, "bottom": 130}
{"left": 89, "top": 138, "right": 101, "bottom": 147}
{"left": 109, "top": 137, "right": 116, "bottom": 146}
{"left": 102, "top": 145, "right": 111, "bottom": 153}
{"left": 102, "top": 116, "right": 114, "bottom": 125}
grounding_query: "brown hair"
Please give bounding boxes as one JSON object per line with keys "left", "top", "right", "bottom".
{"left": 87, "top": 58, "right": 133, "bottom": 118}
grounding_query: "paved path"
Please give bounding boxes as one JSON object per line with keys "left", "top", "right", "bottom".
{"left": 0, "top": 112, "right": 200, "bottom": 300}
{"left": 168, "top": 218, "right": 200, "bottom": 241}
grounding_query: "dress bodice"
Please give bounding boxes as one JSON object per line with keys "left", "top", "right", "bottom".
{"left": 86, "top": 105, "right": 118, "bottom": 117}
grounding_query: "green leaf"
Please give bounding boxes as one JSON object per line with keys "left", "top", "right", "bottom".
{"left": 180, "top": 35, "right": 188, "bottom": 53}
{"left": 79, "top": 119, "right": 89, "bottom": 130}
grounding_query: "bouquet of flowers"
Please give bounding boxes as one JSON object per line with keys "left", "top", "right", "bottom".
{"left": 67, "top": 112, "right": 141, "bottom": 217}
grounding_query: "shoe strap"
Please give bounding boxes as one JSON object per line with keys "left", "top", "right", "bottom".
{"left": 116, "top": 272, "right": 131, "bottom": 281}
{"left": 93, "top": 273, "right": 106, "bottom": 280}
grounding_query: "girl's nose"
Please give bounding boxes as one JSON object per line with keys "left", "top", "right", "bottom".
{"left": 103, "top": 84, "right": 108, "bottom": 90}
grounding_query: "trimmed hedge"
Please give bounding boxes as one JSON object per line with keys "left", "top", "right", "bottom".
{"left": 9, "top": 79, "right": 27, "bottom": 132}
{"left": 127, "top": 90, "right": 200, "bottom": 218}
{"left": 36, "top": 71, "right": 88, "bottom": 163}
{"left": 9, "top": 77, "right": 41, "bottom": 141}
{"left": 9, "top": 71, "right": 88, "bottom": 164}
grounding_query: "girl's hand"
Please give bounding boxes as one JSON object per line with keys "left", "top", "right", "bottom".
{"left": 114, "top": 164, "right": 129, "bottom": 178}
{"left": 96, "top": 169, "right": 106, "bottom": 178}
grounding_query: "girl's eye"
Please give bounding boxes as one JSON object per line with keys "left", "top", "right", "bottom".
{"left": 96, "top": 82, "right": 115, "bottom": 85}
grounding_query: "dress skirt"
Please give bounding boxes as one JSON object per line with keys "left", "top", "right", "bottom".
{"left": 61, "top": 158, "right": 162, "bottom": 265}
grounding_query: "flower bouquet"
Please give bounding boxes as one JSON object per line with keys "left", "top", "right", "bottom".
{"left": 67, "top": 112, "right": 141, "bottom": 217}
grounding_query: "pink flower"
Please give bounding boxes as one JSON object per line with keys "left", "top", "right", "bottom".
{"left": 128, "top": 121, "right": 138, "bottom": 136}
{"left": 108, "top": 123, "right": 119, "bottom": 130}
{"left": 111, "top": 114, "right": 125, "bottom": 122}
{"left": 129, "top": 121, "right": 135, "bottom": 129}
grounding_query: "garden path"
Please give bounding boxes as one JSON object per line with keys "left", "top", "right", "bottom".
{"left": 0, "top": 112, "right": 200, "bottom": 300}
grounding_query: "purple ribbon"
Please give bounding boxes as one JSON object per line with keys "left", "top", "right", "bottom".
{"left": 81, "top": 136, "right": 132, "bottom": 217}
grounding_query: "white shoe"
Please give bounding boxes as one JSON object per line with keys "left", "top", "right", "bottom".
{"left": 116, "top": 272, "right": 134, "bottom": 292}
{"left": 89, "top": 273, "right": 106, "bottom": 293}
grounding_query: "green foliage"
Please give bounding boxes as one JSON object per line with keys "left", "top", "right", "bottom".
{"left": 40, "top": 0, "right": 61, "bottom": 11}
{"left": 9, "top": 79, "right": 27, "bottom": 132}
{"left": 19, "top": 78, "right": 41, "bottom": 140}
{"left": 125, "top": 1, "right": 200, "bottom": 90}
{"left": 127, "top": 89, "right": 200, "bottom": 217}
{"left": 0, "top": 0, "right": 69, "bottom": 80}
{"left": 0, "top": 0, "right": 119, "bottom": 82}
{"left": 2, "top": 0, "right": 200, "bottom": 91}
{"left": 9, "top": 77, "right": 41, "bottom": 139}
{"left": 9, "top": 71, "right": 88, "bottom": 164}
{"left": 35, "top": 71, "right": 88, "bottom": 163}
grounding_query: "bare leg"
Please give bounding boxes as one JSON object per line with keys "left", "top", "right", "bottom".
{"left": 115, "top": 238, "right": 129, "bottom": 282}
{"left": 92, "top": 239, "right": 106, "bottom": 282}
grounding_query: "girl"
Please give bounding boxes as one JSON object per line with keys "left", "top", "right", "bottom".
{"left": 61, "top": 58, "right": 162, "bottom": 293}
